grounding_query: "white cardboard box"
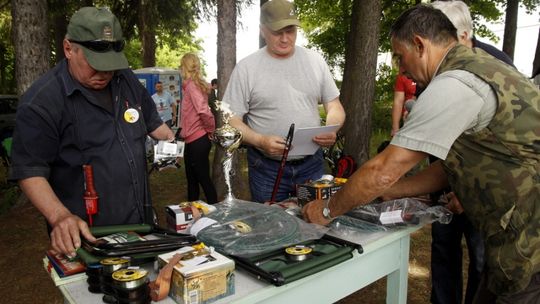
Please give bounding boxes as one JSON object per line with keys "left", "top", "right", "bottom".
{"left": 157, "top": 247, "right": 235, "bottom": 304}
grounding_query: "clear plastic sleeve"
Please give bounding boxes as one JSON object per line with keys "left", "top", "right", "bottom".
{"left": 333, "top": 198, "right": 452, "bottom": 230}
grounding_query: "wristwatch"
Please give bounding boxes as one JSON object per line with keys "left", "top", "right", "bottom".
{"left": 322, "top": 198, "right": 335, "bottom": 221}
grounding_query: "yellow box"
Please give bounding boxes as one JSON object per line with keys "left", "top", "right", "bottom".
{"left": 158, "top": 248, "right": 235, "bottom": 304}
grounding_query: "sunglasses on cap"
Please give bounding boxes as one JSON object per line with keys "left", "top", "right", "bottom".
{"left": 68, "top": 39, "right": 125, "bottom": 52}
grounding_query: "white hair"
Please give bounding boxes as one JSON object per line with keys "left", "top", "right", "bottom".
{"left": 431, "top": 0, "right": 473, "bottom": 39}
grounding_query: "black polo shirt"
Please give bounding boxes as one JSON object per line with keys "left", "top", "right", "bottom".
{"left": 10, "top": 59, "right": 163, "bottom": 226}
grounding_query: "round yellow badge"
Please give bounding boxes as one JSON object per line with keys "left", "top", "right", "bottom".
{"left": 124, "top": 108, "right": 139, "bottom": 123}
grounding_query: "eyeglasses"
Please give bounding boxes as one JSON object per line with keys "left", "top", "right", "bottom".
{"left": 68, "top": 39, "right": 125, "bottom": 52}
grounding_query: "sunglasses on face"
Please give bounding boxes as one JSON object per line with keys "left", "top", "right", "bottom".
{"left": 68, "top": 39, "right": 125, "bottom": 52}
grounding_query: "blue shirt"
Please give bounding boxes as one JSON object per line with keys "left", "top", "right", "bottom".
{"left": 151, "top": 91, "right": 174, "bottom": 122}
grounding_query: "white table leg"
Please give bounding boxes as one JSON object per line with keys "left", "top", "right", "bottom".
{"left": 386, "top": 234, "right": 411, "bottom": 304}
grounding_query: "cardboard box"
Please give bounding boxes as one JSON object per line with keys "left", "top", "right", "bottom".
{"left": 166, "top": 202, "right": 216, "bottom": 234}
{"left": 296, "top": 178, "right": 347, "bottom": 207}
{"left": 166, "top": 204, "right": 196, "bottom": 233}
{"left": 158, "top": 247, "right": 235, "bottom": 304}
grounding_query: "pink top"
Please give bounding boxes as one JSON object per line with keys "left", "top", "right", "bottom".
{"left": 180, "top": 79, "right": 215, "bottom": 143}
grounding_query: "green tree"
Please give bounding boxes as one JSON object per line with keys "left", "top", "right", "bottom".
{"left": 106, "top": 0, "right": 198, "bottom": 68}
{"left": 211, "top": 0, "right": 240, "bottom": 201}
{"left": 296, "top": 0, "right": 508, "bottom": 67}
{"left": 0, "top": 8, "right": 15, "bottom": 94}
{"left": 197, "top": 0, "right": 254, "bottom": 200}
{"left": 48, "top": 0, "right": 90, "bottom": 63}
{"left": 500, "top": 0, "right": 540, "bottom": 60}
{"left": 294, "top": 0, "right": 523, "bottom": 163}
{"left": 340, "top": 0, "right": 382, "bottom": 164}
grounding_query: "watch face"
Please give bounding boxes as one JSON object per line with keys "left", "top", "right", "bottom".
{"left": 323, "top": 207, "right": 331, "bottom": 218}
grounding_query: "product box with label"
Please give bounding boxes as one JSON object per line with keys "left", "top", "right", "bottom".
{"left": 296, "top": 178, "right": 347, "bottom": 206}
{"left": 166, "top": 202, "right": 217, "bottom": 234}
{"left": 158, "top": 247, "right": 235, "bottom": 304}
{"left": 166, "top": 204, "right": 196, "bottom": 233}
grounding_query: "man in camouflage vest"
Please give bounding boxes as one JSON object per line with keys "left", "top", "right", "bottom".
{"left": 302, "top": 5, "right": 539, "bottom": 303}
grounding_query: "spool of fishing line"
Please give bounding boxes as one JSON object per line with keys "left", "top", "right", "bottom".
{"left": 285, "top": 245, "right": 313, "bottom": 261}
{"left": 112, "top": 268, "right": 150, "bottom": 304}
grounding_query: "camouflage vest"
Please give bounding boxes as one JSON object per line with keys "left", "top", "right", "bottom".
{"left": 437, "top": 44, "right": 540, "bottom": 295}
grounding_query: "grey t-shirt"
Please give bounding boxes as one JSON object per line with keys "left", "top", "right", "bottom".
{"left": 222, "top": 46, "right": 340, "bottom": 139}
{"left": 391, "top": 70, "right": 497, "bottom": 160}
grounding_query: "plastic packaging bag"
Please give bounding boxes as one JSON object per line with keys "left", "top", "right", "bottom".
{"left": 194, "top": 199, "right": 328, "bottom": 257}
{"left": 334, "top": 198, "right": 452, "bottom": 230}
{"left": 150, "top": 140, "right": 184, "bottom": 170}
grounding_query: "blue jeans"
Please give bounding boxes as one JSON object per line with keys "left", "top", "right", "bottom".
{"left": 247, "top": 147, "right": 324, "bottom": 203}
{"left": 431, "top": 213, "right": 485, "bottom": 304}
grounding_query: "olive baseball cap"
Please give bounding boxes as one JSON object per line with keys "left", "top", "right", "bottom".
{"left": 67, "top": 7, "right": 128, "bottom": 71}
{"left": 260, "top": 0, "right": 300, "bottom": 31}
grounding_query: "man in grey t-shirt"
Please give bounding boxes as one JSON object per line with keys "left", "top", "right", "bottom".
{"left": 222, "top": 0, "right": 345, "bottom": 203}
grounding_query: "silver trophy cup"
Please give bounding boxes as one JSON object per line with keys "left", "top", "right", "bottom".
{"left": 213, "top": 101, "right": 243, "bottom": 203}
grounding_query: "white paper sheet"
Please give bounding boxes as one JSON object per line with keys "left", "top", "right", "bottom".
{"left": 288, "top": 124, "right": 340, "bottom": 157}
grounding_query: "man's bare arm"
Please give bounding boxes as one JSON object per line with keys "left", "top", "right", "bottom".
{"left": 19, "top": 177, "right": 96, "bottom": 256}
{"left": 314, "top": 98, "right": 345, "bottom": 147}
{"left": 149, "top": 123, "right": 175, "bottom": 141}
{"left": 323, "top": 98, "right": 345, "bottom": 127}
{"left": 381, "top": 159, "right": 449, "bottom": 200}
{"left": 303, "top": 145, "right": 430, "bottom": 224}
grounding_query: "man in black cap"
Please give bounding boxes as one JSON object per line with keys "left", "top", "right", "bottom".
{"left": 10, "top": 7, "right": 174, "bottom": 256}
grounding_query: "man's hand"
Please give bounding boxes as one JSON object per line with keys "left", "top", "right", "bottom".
{"left": 49, "top": 213, "right": 96, "bottom": 257}
{"left": 444, "top": 192, "right": 464, "bottom": 214}
{"left": 313, "top": 132, "right": 337, "bottom": 148}
{"left": 19, "top": 177, "right": 98, "bottom": 257}
{"left": 259, "top": 135, "right": 287, "bottom": 157}
{"left": 302, "top": 199, "right": 332, "bottom": 226}
{"left": 149, "top": 123, "right": 175, "bottom": 142}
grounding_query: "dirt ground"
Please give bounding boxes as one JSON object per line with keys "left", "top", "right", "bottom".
{"left": 0, "top": 165, "right": 440, "bottom": 303}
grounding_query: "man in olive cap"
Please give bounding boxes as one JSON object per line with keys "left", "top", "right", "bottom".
{"left": 222, "top": 0, "right": 345, "bottom": 203}
{"left": 10, "top": 7, "right": 175, "bottom": 256}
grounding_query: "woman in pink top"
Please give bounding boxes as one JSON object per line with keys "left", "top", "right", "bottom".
{"left": 179, "top": 53, "right": 217, "bottom": 204}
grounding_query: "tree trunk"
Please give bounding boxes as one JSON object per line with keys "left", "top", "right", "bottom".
{"left": 502, "top": 0, "right": 518, "bottom": 60}
{"left": 0, "top": 44, "right": 6, "bottom": 92}
{"left": 340, "top": 0, "right": 381, "bottom": 165}
{"left": 212, "top": 0, "right": 245, "bottom": 201}
{"left": 139, "top": 0, "right": 156, "bottom": 67}
{"left": 12, "top": 0, "right": 50, "bottom": 95}
{"left": 50, "top": 0, "right": 68, "bottom": 63}
{"left": 259, "top": 0, "right": 269, "bottom": 48}
{"left": 533, "top": 28, "right": 540, "bottom": 85}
